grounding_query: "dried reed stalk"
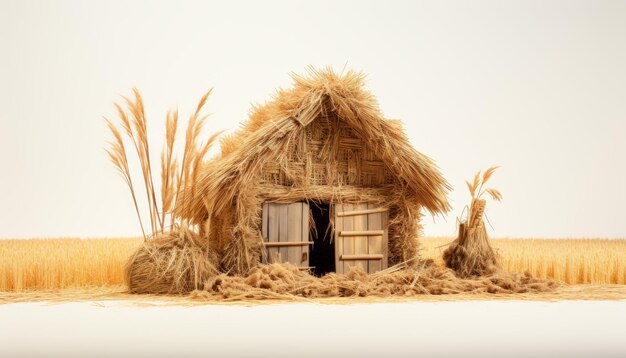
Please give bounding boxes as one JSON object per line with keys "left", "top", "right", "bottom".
{"left": 123, "top": 89, "right": 162, "bottom": 235}
{"left": 104, "top": 119, "right": 146, "bottom": 239}
{"left": 161, "top": 109, "right": 178, "bottom": 231}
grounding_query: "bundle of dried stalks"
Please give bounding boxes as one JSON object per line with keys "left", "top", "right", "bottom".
{"left": 125, "top": 228, "right": 219, "bottom": 294}
{"left": 443, "top": 167, "right": 502, "bottom": 277}
{"left": 105, "top": 89, "right": 224, "bottom": 293}
{"left": 191, "top": 260, "right": 557, "bottom": 301}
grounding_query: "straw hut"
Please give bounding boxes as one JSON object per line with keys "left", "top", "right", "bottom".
{"left": 179, "top": 68, "right": 450, "bottom": 276}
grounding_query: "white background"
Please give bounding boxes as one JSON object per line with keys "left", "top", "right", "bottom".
{"left": 1, "top": 300, "right": 625, "bottom": 357}
{"left": 1, "top": 0, "right": 625, "bottom": 239}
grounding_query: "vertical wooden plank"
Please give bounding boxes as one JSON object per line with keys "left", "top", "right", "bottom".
{"left": 367, "top": 202, "right": 382, "bottom": 273}
{"left": 261, "top": 202, "right": 269, "bottom": 264}
{"left": 334, "top": 203, "right": 344, "bottom": 274}
{"left": 268, "top": 203, "right": 279, "bottom": 263}
{"left": 278, "top": 203, "right": 289, "bottom": 262}
{"left": 301, "top": 202, "right": 310, "bottom": 267}
{"left": 342, "top": 203, "right": 354, "bottom": 273}
{"left": 287, "top": 202, "right": 302, "bottom": 266}
{"left": 353, "top": 203, "right": 368, "bottom": 272}
{"left": 382, "top": 208, "right": 389, "bottom": 269}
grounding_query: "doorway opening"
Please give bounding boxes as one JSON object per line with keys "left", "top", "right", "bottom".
{"left": 308, "top": 202, "right": 335, "bottom": 276}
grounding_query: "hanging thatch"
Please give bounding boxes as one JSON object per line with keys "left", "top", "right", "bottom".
{"left": 176, "top": 67, "right": 451, "bottom": 275}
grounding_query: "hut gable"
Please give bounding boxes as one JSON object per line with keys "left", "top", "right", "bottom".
{"left": 180, "top": 68, "right": 450, "bottom": 224}
{"left": 259, "top": 107, "right": 395, "bottom": 188}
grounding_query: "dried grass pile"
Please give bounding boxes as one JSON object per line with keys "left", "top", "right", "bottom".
{"left": 444, "top": 167, "right": 502, "bottom": 277}
{"left": 191, "top": 260, "right": 557, "bottom": 301}
{"left": 126, "top": 229, "right": 219, "bottom": 294}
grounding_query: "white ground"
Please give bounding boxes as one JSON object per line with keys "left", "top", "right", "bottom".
{"left": 1, "top": 300, "right": 625, "bottom": 358}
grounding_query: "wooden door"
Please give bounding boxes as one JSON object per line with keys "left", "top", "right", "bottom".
{"left": 261, "top": 202, "right": 311, "bottom": 268}
{"left": 334, "top": 203, "right": 388, "bottom": 274}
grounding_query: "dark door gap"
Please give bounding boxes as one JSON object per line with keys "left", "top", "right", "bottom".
{"left": 308, "top": 201, "right": 335, "bottom": 276}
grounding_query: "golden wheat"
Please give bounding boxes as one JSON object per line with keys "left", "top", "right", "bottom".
{"left": 0, "top": 237, "right": 624, "bottom": 291}
{"left": 0, "top": 238, "right": 140, "bottom": 291}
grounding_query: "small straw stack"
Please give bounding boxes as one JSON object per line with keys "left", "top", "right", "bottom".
{"left": 443, "top": 168, "right": 501, "bottom": 278}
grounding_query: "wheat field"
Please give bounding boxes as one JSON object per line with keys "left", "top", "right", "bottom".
{"left": 0, "top": 237, "right": 624, "bottom": 291}
{"left": 0, "top": 238, "right": 140, "bottom": 291}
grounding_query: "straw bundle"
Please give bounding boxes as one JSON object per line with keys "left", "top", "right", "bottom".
{"left": 125, "top": 228, "right": 219, "bottom": 294}
{"left": 443, "top": 168, "right": 501, "bottom": 277}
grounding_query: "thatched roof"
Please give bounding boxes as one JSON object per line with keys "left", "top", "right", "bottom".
{"left": 180, "top": 68, "right": 450, "bottom": 223}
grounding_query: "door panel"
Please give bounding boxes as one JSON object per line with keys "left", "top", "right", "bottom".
{"left": 335, "top": 203, "right": 388, "bottom": 274}
{"left": 287, "top": 202, "right": 303, "bottom": 265}
{"left": 261, "top": 202, "right": 310, "bottom": 268}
